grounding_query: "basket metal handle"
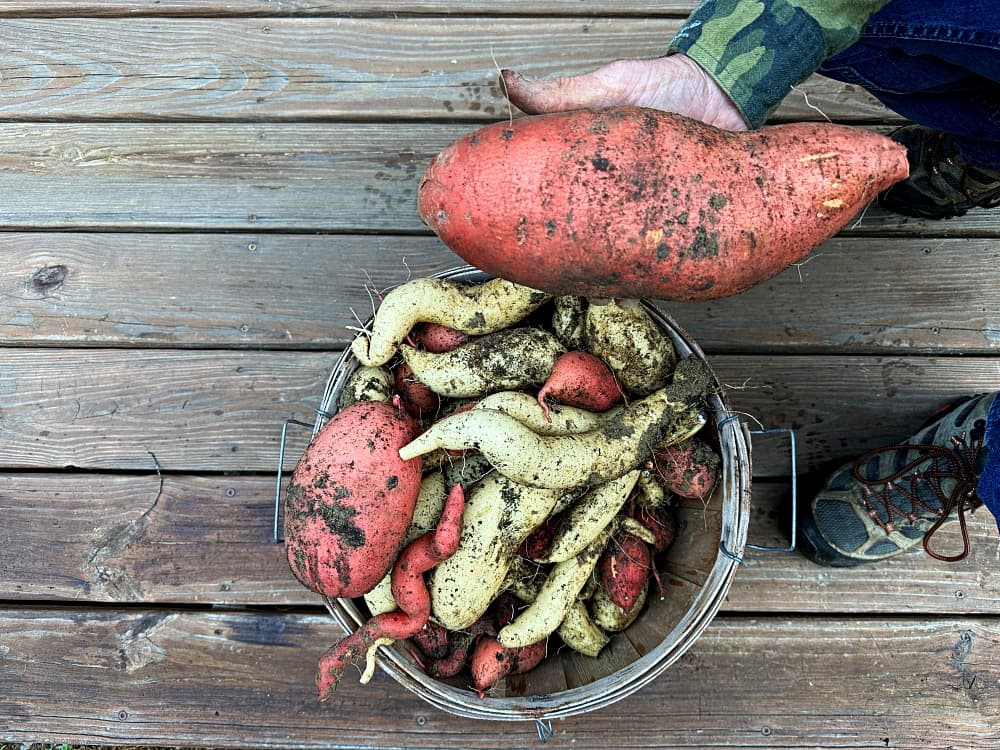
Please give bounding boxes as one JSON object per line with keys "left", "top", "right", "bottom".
{"left": 718, "top": 426, "right": 797, "bottom": 563}
{"left": 746, "top": 427, "right": 797, "bottom": 553}
{"left": 272, "top": 418, "right": 315, "bottom": 543}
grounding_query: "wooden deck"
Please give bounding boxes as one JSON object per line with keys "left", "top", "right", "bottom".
{"left": 1, "top": 4, "right": 998, "bottom": 748}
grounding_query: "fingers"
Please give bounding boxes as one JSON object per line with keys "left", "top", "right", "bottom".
{"left": 498, "top": 57, "right": 749, "bottom": 131}
{"left": 500, "top": 68, "right": 620, "bottom": 115}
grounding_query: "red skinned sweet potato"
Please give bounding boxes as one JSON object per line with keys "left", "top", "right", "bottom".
{"left": 315, "top": 483, "right": 466, "bottom": 699}
{"left": 418, "top": 106, "right": 909, "bottom": 301}
{"left": 598, "top": 531, "right": 652, "bottom": 610}
{"left": 410, "top": 620, "right": 452, "bottom": 661}
{"left": 415, "top": 322, "right": 471, "bottom": 353}
{"left": 470, "top": 635, "right": 548, "bottom": 698}
{"left": 632, "top": 504, "right": 677, "bottom": 554}
{"left": 393, "top": 361, "right": 440, "bottom": 419}
{"left": 517, "top": 511, "right": 562, "bottom": 560}
{"left": 283, "top": 400, "right": 423, "bottom": 599}
{"left": 537, "top": 350, "right": 622, "bottom": 421}
{"left": 653, "top": 436, "right": 721, "bottom": 500}
{"left": 426, "top": 613, "right": 497, "bottom": 679}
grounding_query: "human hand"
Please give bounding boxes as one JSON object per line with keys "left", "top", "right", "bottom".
{"left": 500, "top": 54, "right": 748, "bottom": 131}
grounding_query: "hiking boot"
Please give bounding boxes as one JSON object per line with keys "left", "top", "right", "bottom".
{"left": 877, "top": 125, "right": 1000, "bottom": 219}
{"left": 799, "top": 392, "right": 995, "bottom": 567}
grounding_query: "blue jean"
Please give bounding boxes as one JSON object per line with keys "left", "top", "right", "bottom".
{"left": 817, "top": 0, "right": 1000, "bottom": 167}
{"left": 981, "top": 397, "right": 1000, "bottom": 529}
{"left": 818, "top": 1, "right": 1000, "bottom": 528}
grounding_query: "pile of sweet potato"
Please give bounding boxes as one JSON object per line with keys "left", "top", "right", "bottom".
{"left": 282, "top": 106, "right": 910, "bottom": 701}
{"left": 283, "top": 275, "right": 722, "bottom": 700}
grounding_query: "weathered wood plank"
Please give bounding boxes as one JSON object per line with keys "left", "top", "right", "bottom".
{"left": 663, "top": 236, "right": 1000, "bottom": 354}
{"left": 2, "top": 351, "right": 999, "bottom": 473}
{"left": 0, "top": 473, "right": 300, "bottom": 605}
{"left": 0, "top": 349, "right": 328, "bottom": 472}
{"left": 712, "top": 356, "right": 1000, "bottom": 476}
{"left": 1, "top": 609, "right": 997, "bottom": 747}
{"left": 0, "top": 2, "right": 703, "bottom": 16}
{"left": 2, "top": 233, "right": 996, "bottom": 353}
{"left": 0, "top": 122, "right": 447, "bottom": 231}
{"left": 0, "top": 122, "right": 442, "bottom": 231}
{"left": 0, "top": 18, "right": 891, "bottom": 122}
{"left": 0, "top": 233, "right": 462, "bottom": 349}
{"left": 1, "top": 122, "right": 997, "bottom": 234}
{"left": 4, "top": 474, "right": 996, "bottom": 613}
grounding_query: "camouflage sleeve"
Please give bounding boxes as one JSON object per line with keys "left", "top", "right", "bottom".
{"left": 667, "top": 0, "right": 891, "bottom": 128}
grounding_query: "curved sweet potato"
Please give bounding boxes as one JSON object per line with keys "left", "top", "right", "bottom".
{"left": 418, "top": 107, "right": 908, "bottom": 301}
{"left": 314, "top": 483, "right": 466, "bottom": 699}
{"left": 284, "top": 401, "right": 423, "bottom": 599}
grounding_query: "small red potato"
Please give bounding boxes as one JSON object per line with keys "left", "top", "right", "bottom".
{"left": 415, "top": 322, "right": 471, "bottom": 352}
{"left": 653, "top": 436, "right": 721, "bottom": 500}
{"left": 393, "top": 361, "right": 440, "bottom": 419}
{"left": 426, "top": 613, "right": 497, "bottom": 679}
{"left": 470, "top": 635, "right": 548, "bottom": 698}
{"left": 283, "top": 400, "right": 424, "bottom": 600}
{"left": 410, "top": 620, "right": 452, "bottom": 661}
{"left": 631, "top": 503, "right": 677, "bottom": 554}
{"left": 418, "top": 106, "right": 908, "bottom": 301}
{"left": 537, "top": 350, "right": 622, "bottom": 421}
{"left": 598, "top": 531, "right": 652, "bottom": 610}
{"left": 517, "top": 511, "right": 563, "bottom": 560}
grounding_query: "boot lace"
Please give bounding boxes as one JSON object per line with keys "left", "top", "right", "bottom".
{"left": 850, "top": 420, "right": 986, "bottom": 562}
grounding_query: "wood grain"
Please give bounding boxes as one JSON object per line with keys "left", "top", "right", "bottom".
{"left": 2, "top": 233, "right": 997, "bottom": 352}
{"left": 0, "top": 349, "right": 329, "bottom": 471}
{"left": 2, "top": 351, "right": 997, "bottom": 473}
{"left": 0, "top": 122, "right": 443, "bottom": 231}
{"left": 0, "top": 17, "right": 892, "bottom": 123}
{"left": 711, "top": 356, "right": 1000, "bottom": 476}
{"left": 665, "top": 236, "right": 1000, "bottom": 355}
{"left": 2, "top": 122, "right": 998, "bottom": 233}
{"left": 0, "top": 473, "right": 300, "bottom": 605}
{"left": 1, "top": 609, "right": 996, "bottom": 747}
{"left": 0, "top": 6, "right": 997, "bottom": 749}
{"left": 0, "top": 233, "right": 463, "bottom": 349}
{"left": 2, "top": 475, "right": 996, "bottom": 614}
{"left": 0, "top": 2, "right": 704, "bottom": 16}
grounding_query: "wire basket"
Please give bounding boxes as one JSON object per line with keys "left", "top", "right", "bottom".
{"left": 309, "top": 265, "right": 751, "bottom": 721}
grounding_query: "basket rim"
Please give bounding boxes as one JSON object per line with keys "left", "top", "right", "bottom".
{"left": 318, "top": 265, "right": 752, "bottom": 721}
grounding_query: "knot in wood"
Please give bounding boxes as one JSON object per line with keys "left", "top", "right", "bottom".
{"left": 31, "top": 264, "right": 69, "bottom": 294}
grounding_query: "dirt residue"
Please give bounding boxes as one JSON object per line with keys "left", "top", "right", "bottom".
{"left": 665, "top": 356, "right": 714, "bottom": 403}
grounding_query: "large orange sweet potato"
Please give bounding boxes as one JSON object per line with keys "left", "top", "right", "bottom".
{"left": 418, "top": 107, "right": 908, "bottom": 301}
{"left": 284, "top": 400, "right": 423, "bottom": 599}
